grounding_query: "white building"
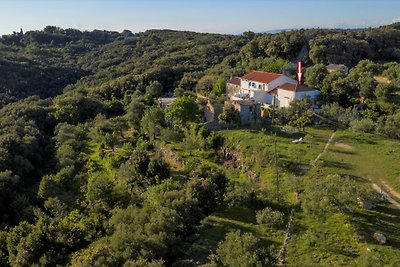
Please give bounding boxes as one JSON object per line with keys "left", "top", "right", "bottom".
{"left": 270, "top": 83, "right": 320, "bottom": 107}
{"left": 228, "top": 71, "right": 319, "bottom": 108}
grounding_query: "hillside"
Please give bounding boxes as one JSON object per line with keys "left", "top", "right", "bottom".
{"left": 0, "top": 25, "right": 400, "bottom": 266}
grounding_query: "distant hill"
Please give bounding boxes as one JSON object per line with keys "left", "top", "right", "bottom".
{"left": 1, "top": 24, "right": 400, "bottom": 108}
{"left": 262, "top": 28, "right": 300, "bottom": 34}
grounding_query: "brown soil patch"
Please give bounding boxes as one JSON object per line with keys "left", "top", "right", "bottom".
{"left": 380, "top": 179, "right": 400, "bottom": 200}
{"left": 334, "top": 142, "right": 354, "bottom": 150}
{"left": 374, "top": 75, "right": 391, "bottom": 84}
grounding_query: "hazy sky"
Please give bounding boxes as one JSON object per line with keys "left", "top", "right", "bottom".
{"left": 1, "top": 0, "right": 400, "bottom": 35}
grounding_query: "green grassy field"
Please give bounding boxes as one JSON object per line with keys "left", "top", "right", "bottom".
{"left": 185, "top": 127, "right": 400, "bottom": 266}
{"left": 83, "top": 125, "right": 400, "bottom": 265}
{"left": 286, "top": 129, "right": 400, "bottom": 266}
{"left": 219, "top": 126, "right": 334, "bottom": 189}
{"left": 184, "top": 126, "right": 335, "bottom": 263}
{"left": 322, "top": 130, "right": 400, "bottom": 194}
{"left": 187, "top": 206, "right": 286, "bottom": 263}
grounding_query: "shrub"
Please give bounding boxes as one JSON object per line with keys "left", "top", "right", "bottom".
{"left": 256, "top": 207, "right": 284, "bottom": 227}
{"left": 376, "top": 112, "right": 400, "bottom": 139}
{"left": 322, "top": 102, "right": 359, "bottom": 126}
{"left": 350, "top": 118, "right": 376, "bottom": 133}
{"left": 224, "top": 182, "right": 258, "bottom": 208}
{"left": 214, "top": 230, "right": 271, "bottom": 267}
{"left": 159, "top": 128, "right": 183, "bottom": 143}
{"left": 218, "top": 103, "right": 240, "bottom": 125}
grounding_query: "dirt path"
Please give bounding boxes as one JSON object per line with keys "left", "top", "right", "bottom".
{"left": 379, "top": 180, "right": 400, "bottom": 200}
{"left": 313, "top": 131, "right": 336, "bottom": 163}
{"left": 312, "top": 130, "right": 400, "bottom": 209}
{"left": 278, "top": 132, "right": 337, "bottom": 266}
{"left": 370, "top": 182, "right": 400, "bottom": 209}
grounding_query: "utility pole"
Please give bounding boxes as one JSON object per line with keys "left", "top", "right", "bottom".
{"left": 272, "top": 95, "right": 280, "bottom": 202}
{"left": 275, "top": 138, "right": 280, "bottom": 202}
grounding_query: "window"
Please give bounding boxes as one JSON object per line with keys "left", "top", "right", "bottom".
{"left": 248, "top": 82, "right": 251, "bottom": 87}
{"left": 249, "top": 106, "right": 253, "bottom": 112}
{"left": 252, "top": 82, "right": 256, "bottom": 88}
{"left": 258, "top": 84, "right": 262, "bottom": 89}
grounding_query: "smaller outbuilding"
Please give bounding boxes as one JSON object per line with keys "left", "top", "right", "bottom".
{"left": 204, "top": 100, "right": 223, "bottom": 123}
{"left": 231, "top": 99, "right": 260, "bottom": 125}
{"left": 326, "top": 64, "right": 349, "bottom": 74}
{"left": 269, "top": 83, "right": 320, "bottom": 108}
{"left": 226, "top": 76, "right": 241, "bottom": 99}
{"left": 158, "top": 97, "right": 176, "bottom": 108}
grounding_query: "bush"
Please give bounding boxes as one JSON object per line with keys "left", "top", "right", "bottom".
{"left": 224, "top": 182, "right": 258, "bottom": 208}
{"left": 256, "top": 207, "right": 284, "bottom": 227}
{"left": 213, "top": 230, "right": 271, "bottom": 267}
{"left": 376, "top": 112, "right": 400, "bottom": 139}
{"left": 186, "top": 164, "right": 228, "bottom": 215}
{"left": 350, "top": 118, "right": 376, "bottom": 133}
{"left": 218, "top": 103, "right": 240, "bottom": 125}
{"left": 322, "top": 103, "right": 359, "bottom": 126}
{"left": 160, "top": 128, "right": 183, "bottom": 143}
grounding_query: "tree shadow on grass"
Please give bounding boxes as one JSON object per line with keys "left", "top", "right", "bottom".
{"left": 329, "top": 148, "right": 356, "bottom": 155}
{"left": 191, "top": 208, "right": 283, "bottom": 263}
{"left": 346, "top": 174, "right": 370, "bottom": 183}
{"left": 328, "top": 248, "right": 359, "bottom": 259}
{"left": 82, "top": 146, "right": 105, "bottom": 172}
{"left": 340, "top": 135, "right": 377, "bottom": 145}
{"left": 350, "top": 204, "right": 400, "bottom": 249}
{"left": 322, "top": 160, "right": 353, "bottom": 170}
{"left": 215, "top": 206, "right": 256, "bottom": 224}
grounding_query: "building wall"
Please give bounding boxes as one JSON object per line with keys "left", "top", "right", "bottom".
{"left": 276, "top": 89, "right": 320, "bottom": 107}
{"left": 226, "top": 83, "right": 240, "bottom": 98}
{"left": 265, "top": 93, "right": 274, "bottom": 105}
{"left": 240, "top": 80, "right": 266, "bottom": 91}
{"left": 277, "top": 89, "right": 296, "bottom": 107}
{"left": 232, "top": 102, "right": 259, "bottom": 124}
{"left": 204, "top": 101, "right": 223, "bottom": 123}
{"left": 267, "top": 76, "right": 296, "bottom": 91}
{"left": 239, "top": 105, "right": 252, "bottom": 124}
{"left": 252, "top": 90, "right": 269, "bottom": 103}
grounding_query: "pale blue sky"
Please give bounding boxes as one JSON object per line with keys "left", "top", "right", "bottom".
{"left": 0, "top": 0, "right": 399, "bottom": 35}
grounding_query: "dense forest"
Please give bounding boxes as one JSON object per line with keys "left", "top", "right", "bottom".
{"left": 0, "top": 23, "right": 400, "bottom": 266}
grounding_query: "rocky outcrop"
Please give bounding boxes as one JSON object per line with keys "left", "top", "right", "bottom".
{"left": 157, "top": 145, "right": 185, "bottom": 167}
{"left": 373, "top": 232, "right": 387, "bottom": 244}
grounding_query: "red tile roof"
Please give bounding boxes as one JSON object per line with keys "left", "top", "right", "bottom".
{"left": 278, "top": 83, "right": 316, "bottom": 92}
{"left": 241, "top": 71, "right": 282, "bottom": 84}
{"left": 269, "top": 88, "right": 278, "bottom": 95}
{"left": 227, "top": 76, "right": 241, "bottom": 86}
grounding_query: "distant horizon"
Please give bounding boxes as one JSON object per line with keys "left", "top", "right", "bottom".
{"left": 1, "top": 23, "right": 396, "bottom": 37}
{"left": 0, "top": 0, "right": 399, "bottom": 36}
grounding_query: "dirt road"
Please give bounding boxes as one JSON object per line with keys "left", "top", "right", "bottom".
{"left": 313, "top": 131, "right": 336, "bottom": 163}
{"left": 314, "top": 130, "right": 400, "bottom": 209}
{"left": 370, "top": 182, "right": 400, "bottom": 209}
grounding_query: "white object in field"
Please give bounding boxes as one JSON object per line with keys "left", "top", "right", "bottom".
{"left": 292, "top": 137, "right": 304, "bottom": 144}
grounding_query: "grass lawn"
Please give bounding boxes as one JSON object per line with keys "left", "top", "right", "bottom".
{"left": 286, "top": 212, "right": 363, "bottom": 266}
{"left": 287, "top": 129, "right": 400, "bottom": 266}
{"left": 185, "top": 126, "right": 335, "bottom": 263}
{"left": 84, "top": 139, "right": 113, "bottom": 176}
{"left": 187, "top": 206, "right": 286, "bottom": 263}
{"left": 84, "top": 125, "right": 400, "bottom": 265}
{"left": 219, "top": 126, "right": 334, "bottom": 190}
{"left": 323, "top": 130, "right": 400, "bottom": 194}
